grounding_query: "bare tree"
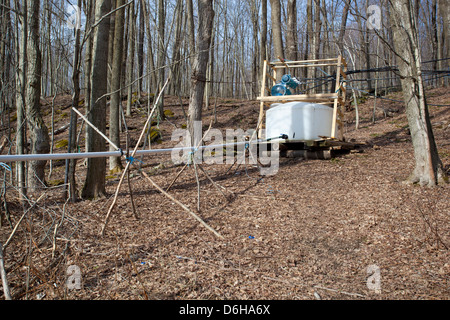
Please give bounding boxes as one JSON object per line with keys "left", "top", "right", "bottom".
{"left": 14, "top": 0, "right": 27, "bottom": 199}
{"left": 286, "top": 0, "right": 298, "bottom": 62}
{"left": 26, "top": 0, "right": 50, "bottom": 191}
{"left": 270, "top": 0, "right": 284, "bottom": 67}
{"left": 66, "top": 0, "right": 83, "bottom": 202}
{"left": 389, "top": 0, "right": 446, "bottom": 186}
{"left": 109, "top": 0, "right": 125, "bottom": 172}
{"left": 438, "top": 0, "right": 449, "bottom": 77}
{"left": 187, "top": 0, "right": 214, "bottom": 144}
{"left": 82, "top": 0, "right": 111, "bottom": 199}
{"left": 337, "top": 0, "right": 350, "bottom": 55}
{"left": 125, "top": 0, "right": 135, "bottom": 116}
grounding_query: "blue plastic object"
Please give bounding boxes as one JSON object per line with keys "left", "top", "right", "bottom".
{"left": 281, "top": 74, "right": 300, "bottom": 89}
{"left": 270, "top": 74, "right": 300, "bottom": 96}
{"left": 271, "top": 83, "right": 291, "bottom": 96}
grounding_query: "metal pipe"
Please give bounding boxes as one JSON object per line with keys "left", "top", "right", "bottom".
{"left": 0, "top": 151, "right": 123, "bottom": 162}
{"left": 0, "top": 140, "right": 274, "bottom": 163}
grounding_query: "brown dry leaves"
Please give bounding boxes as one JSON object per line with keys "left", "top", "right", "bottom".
{"left": 1, "top": 88, "right": 449, "bottom": 300}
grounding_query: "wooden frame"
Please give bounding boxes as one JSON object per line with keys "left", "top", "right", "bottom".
{"left": 256, "top": 56, "right": 348, "bottom": 141}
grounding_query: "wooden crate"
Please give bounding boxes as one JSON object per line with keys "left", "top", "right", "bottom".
{"left": 256, "top": 56, "right": 348, "bottom": 142}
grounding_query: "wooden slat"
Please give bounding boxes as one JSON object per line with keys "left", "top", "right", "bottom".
{"left": 257, "top": 93, "right": 338, "bottom": 102}
{"left": 258, "top": 60, "right": 268, "bottom": 138}
{"left": 272, "top": 63, "right": 338, "bottom": 69}
{"left": 266, "top": 72, "right": 276, "bottom": 83}
{"left": 270, "top": 58, "right": 339, "bottom": 65}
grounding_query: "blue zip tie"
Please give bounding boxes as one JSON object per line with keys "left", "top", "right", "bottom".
{"left": 187, "top": 148, "right": 199, "bottom": 167}
{"left": 0, "top": 162, "right": 11, "bottom": 171}
{"left": 126, "top": 156, "right": 143, "bottom": 165}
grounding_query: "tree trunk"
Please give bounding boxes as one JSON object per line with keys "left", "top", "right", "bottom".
{"left": 67, "top": 0, "right": 82, "bottom": 202}
{"left": 14, "top": 0, "right": 27, "bottom": 199}
{"left": 26, "top": 0, "right": 50, "bottom": 191}
{"left": 109, "top": 0, "right": 125, "bottom": 172}
{"left": 260, "top": 0, "right": 267, "bottom": 85}
{"left": 187, "top": 0, "right": 214, "bottom": 145}
{"left": 186, "top": 0, "right": 196, "bottom": 65}
{"left": 306, "top": 0, "right": 313, "bottom": 80}
{"left": 81, "top": 0, "right": 111, "bottom": 199}
{"left": 84, "top": 0, "right": 94, "bottom": 151}
{"left": 126, "top": 0, "right": 135, "bottom": 116}
{"left": 270, "top": 0, "right": 284, "bottom": 72}
{"left": 337, "top": 0, "right": 350, "bottom": 55}
{"left": 156, "top": 0, "right": 165, "bottom": 118}
{"left": 390, "top": 0, "right": 446, "bottom": 186}
{"left": 137, "top": 0, "right": 145, "bottom": 95}
{"left": 438, "top": 0, "right": 450, "bottom": 79}
{"left": 140, "top": 0, "right": 157, "bottom": 94}
{"left": 286, "top": 0, "right": 298, "bottom": 62}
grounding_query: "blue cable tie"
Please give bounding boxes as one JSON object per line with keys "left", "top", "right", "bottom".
{"left": 187, "top": 148, "right": 199, "bottom": 167}
{"left": 0, "top": 162, "right": 11, "bottom": 171}
{"left": 126, "top": 156, "right": 143, "bottom": 165}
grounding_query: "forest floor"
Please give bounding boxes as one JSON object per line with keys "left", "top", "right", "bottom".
{"left": 1, "top": 87, "right": 449, "bottom": 300}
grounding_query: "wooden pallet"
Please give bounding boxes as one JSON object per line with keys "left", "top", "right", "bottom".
{"left": 278, "top": 138, "right": 364, "bottom": 160}
{"left": 256, "top": 56, "right": 348, "bottom": 142}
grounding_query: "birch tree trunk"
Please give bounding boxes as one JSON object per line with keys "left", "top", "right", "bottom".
{"left": 26, "top": 0, "right": 50, "bottom": 191}
{"left": 390, "top": 0, "right": 447, "bottom": 186}
{"left": 81, "top": 0, "right": 111, "bottom": 199}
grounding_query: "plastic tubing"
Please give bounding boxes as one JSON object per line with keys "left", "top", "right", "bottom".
{"left": 0, "top": 140, "right": 266, "bottom": 163}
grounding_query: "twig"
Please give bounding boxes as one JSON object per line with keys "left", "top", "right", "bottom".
{"left": 0, "top": 242, "right": 12, "bottom": 300}
{"left": 121, "top": 106, "right": 138, "bottom": 220}
{"left": 189, "top": 121, "right": 213, "bottom": 212}
{"left": 72, "top": 107, "right": 119, "bottom": 151}
{"left": 101, "top": 78, "right": 170, "bottom": 236}
{"left": 141, "top": 171, "right": 223, "bottom": 239}
{"left": 3, "top": 192, "right": 47, "bottom": 250}
{"left": 197, "top": 164, "right": 229, "bottom": 200}
{"left": 165, "top": 163, "right": 189, "bottom": 192}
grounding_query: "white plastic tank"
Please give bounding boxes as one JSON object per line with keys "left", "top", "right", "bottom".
{"left": 265, "top": 102, "right": 335, "bottom": 141}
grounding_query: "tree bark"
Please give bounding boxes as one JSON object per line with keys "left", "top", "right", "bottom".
{"left": 66, "top": 0, "right": 82, "bottom": 202}
{"left": 125, "top": 0, "right": 135, "bottom": 116}
{"left": 260, "top": 0, "right": 267, "bottom": 85}
{"left": 389, "top": 0, "right": 447, "bottom": 186}
{"left": 81, "top": 0, "right": 111, "bottom": 199}
{"left": 186, "top": 0, "right": 196, "bottom": 64}
{"left": 187, "top": 0, "right": 214, "bottom": 145}
{"left": 337, "top": 0, "right": 350, "bottom": 55}
{"left": 438, "top": 0, "right": 450, "bottom": 77}
{"left": 156, "top": 0, "right": 165, "bottom": 118}
{"left": 286, "top": 0, "right": 298, "bottom": 62}
{"left": 270, "top": 0, "right": 284, "bottom": 72}
{"left": 26, "top": 0, "right": 50, "bottom": 191}
{"left": 14, "top": 0, "right": 27, "bottom": 199}
{"left": 137, "top": 0, "right": 145, "bottom": 95}
{"left": 109, "top": 0, "right": 125, "bottom": 172}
